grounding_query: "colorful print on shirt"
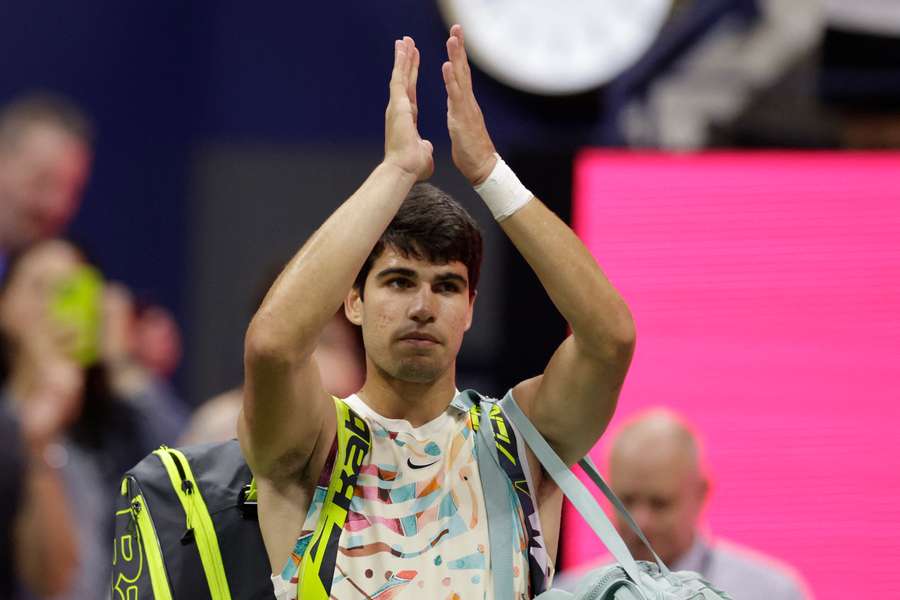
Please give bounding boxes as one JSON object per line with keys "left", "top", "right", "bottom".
{"left": 275, "top": 392, "right": 547, "bottom": 599}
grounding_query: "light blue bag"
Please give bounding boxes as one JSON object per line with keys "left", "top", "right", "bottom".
{"left": 473, "top": 392, "right": 732, "bottom": 600}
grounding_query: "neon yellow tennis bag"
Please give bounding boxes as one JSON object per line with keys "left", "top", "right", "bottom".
{"left": 111, "top": 397, "right": 370, "bottom": 600}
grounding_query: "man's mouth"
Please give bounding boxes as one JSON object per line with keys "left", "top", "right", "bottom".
{"left": 398, "top": 332, "right": 440, "bottom": 345}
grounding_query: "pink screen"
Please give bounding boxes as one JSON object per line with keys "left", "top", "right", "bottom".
{"left": 564, "top": 151, "right": 900, "bottom": 598}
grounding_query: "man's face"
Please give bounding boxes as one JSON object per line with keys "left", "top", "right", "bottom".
{"left": 0, "top": 123, "right": 91, "bottom": 250}
{"left": 347, "top": 247, "right": 475, "bottom": 384}
{"left": 609, "top": 447, "right": 706, "bottom": 566}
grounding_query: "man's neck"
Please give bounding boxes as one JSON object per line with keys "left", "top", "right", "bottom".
{"left": 355, "top": 367, "right": 458, "bottom": 428}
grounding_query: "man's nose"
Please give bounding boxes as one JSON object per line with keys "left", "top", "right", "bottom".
{"left": 631, "top": 504, "right": 655, "bottom": 532}
{"left": 408, "top": 287, "right": 436, "bottom": 323}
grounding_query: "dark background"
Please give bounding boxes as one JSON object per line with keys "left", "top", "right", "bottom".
{"left": 3, "top": 0, "right": 895, "bottom": 403}
{"left": 0, "top": 1, "right": 601, "bottom": 401}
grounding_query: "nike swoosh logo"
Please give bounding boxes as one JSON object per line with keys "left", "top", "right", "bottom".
{"left": 407, "top": 458, "right": 439, "bottom": 470}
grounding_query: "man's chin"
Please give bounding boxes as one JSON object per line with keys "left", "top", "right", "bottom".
{"left": 393, "top": 358, "right": 444, "bottom": 384}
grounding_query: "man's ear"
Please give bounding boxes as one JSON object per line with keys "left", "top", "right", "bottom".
{"left": 696, "top": 475, "right": 710, "bottom": 506}
{"left": 464, "top": 289, "right": 477, "bottom": 331}
{"left": 345, "top": 287, "right": 363, "bottom": 326}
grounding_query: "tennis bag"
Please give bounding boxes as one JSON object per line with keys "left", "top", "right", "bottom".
{"left": 111, "top": 397, "right": 371, "bottom": 600}
{"left": 477, "top": 393, "right": 733, "bottom": 600}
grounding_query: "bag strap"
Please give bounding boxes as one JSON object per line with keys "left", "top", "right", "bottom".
{"left": 475, "top": 397, "right": 517, "bottom": 600}
{"left": 577, "top": 456, "right": 671, "bottom": 577}
{"left": 298, "top": 397, "right": 372, "bottom": 600}
{"left": 454, "top": 389, "right": 553, "bottom": 599}
{"left": 498, "top": 393, "right": 660, "bottom": 583}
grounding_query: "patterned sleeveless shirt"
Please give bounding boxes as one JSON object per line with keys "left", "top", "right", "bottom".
{"left": 271, "top": 391, "right": 552, "bottom": 599}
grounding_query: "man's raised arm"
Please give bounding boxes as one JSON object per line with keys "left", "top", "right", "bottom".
{"left": 241, "top": 37, "right": 433, "bottom": 479}
{"left": 442, "top": 25, "right": 635, "bottom": 466}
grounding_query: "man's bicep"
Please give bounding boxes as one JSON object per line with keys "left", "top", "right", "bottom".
{"left": 241, "top": 353, "right": 334, "bottom": 479}
{"left": 514, "top": 335, "right": 627, "bottom": 465}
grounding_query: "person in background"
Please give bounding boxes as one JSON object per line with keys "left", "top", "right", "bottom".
{"left": 1, "top": 362, "right": 82, "bottom": 598}
{"left": 132, "top": 300, "right": 183, "bottom": 381}
{"left": 102, "top": 283, "right": 188, "bottom": 443}
{"left": 0, "top": 239, "right": 172, "bottom": 599}
{"left": 0, "top": 93, "right": 92, "bottom": 279}
{"left": 555, "top": 409, "right": 810, "bottom": 600}
{"left": 179, "top": 309, "right": 365, "bottom": 445}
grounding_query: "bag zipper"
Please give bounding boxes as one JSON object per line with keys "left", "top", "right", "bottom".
{"left": 154, "top": 446, "right": 232, "bottom": 600}
{"left": 123, "top": 477, "right": 173, "bottom": 600}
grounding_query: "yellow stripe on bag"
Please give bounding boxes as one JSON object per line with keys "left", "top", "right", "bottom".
{"left": 298, "top": 398, "right": 371, "bottom": 600}
{"left": 154, "top": 447, "right": 232, "bottom": 600}
{"left": 130, "top": 494, "right": 172, "bottom": 600}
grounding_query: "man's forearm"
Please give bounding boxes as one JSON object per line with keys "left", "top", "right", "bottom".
{"left": 499, "top": 198, "right": 635, "bottom": 356}
{"left": 247, "top": 162, "right": 417, "bottom": 358}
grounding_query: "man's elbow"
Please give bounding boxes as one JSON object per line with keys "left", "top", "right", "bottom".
{"left": 583, "top": 305, "right": 636, "bottom": 363}
{"left": 244, "top": 313, "right": 311, "bottom": 367}
{"left": 613, "top": 310, "right": 636, "bottom": 357}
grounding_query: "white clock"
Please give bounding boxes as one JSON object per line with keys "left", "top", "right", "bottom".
{"left": 437, "top": 0, "right": 673, "bottom": 95}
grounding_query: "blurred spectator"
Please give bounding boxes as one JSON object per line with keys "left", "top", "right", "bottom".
{"left": 102, "top": 283, "right": 188, "bottom": 443}
{"left": 0, "top": 239, "right": 176, "bottom": 599}
{"left": 555, "top": 409, "right": 810, "bottom": 600}
{"left": 180, "top": 309, "right": 365, "bottom": 445}
{"left": 0, "top": 93, "right": 92, "bottom": 278}
{"left": 1, "top": 364, "right": 82, "bottom": 598}
{"left": 132, "top": 301, "right": 183, "bottom": 381}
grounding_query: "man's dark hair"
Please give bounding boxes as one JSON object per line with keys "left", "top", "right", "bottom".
{"left": 353, "top": 183, "right": 483, "bottom": 298}
{"left": 0, "top": 91, "right": 94, "bottom": 151}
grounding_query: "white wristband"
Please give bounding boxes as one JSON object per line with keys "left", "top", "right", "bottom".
{"left": 474, "top": 153, "right": 533, "bottom": 222}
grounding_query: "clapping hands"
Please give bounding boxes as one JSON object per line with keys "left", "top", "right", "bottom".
{"left": 383, "top": 25, "right": 496, "bottom": 185}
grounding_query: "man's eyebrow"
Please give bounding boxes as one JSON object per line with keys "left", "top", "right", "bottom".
{"left": 434, "top": 272, "right": 468, "bottom": 286}
{"left": 375, "top": 267, "right": 417, "bottom": 280}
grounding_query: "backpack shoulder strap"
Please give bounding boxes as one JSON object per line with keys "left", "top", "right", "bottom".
{"left": 461, "top": 391, "right": 516, "bottom": 600}
{"left": 297, "top": 396, "right": 371, "bottom": 600}
{"left": 455, "top": 389, "right": 556, "bottom": 599}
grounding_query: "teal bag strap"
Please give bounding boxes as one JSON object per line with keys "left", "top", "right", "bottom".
{"left": 477, "top": 399, "right": 517, "bottom": 600}
{"left": 454, "top": 391, "right": 516, "bottom": 600}
{"left": 498, "top": 393, "right": 650, "bottom": 584}
{"left": 577, "top": 456, "right": 671, "bottom": 577}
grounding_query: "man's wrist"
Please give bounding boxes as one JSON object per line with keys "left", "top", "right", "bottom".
{"left": 378, "top": 159, "right": 420, "bottom": 187}
{"left": 468, "top": 154, "right": 498, "bottom": 186}
{"left": 473, "top": 153, "right": 533, "bottom": 221}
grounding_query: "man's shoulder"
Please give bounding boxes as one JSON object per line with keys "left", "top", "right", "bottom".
{"left": 708, "top": 539, "right": 810, "bottom": 599}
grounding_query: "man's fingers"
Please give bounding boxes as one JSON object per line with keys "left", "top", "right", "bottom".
{"left": 450, "top": 23, "right": 463, "bottom": 44}
{"left": 451, "top": 23, "right": 470, "bottom": 65}
{"left": 390, "top": 39, "right": 409, "bottom": 95}
{"left": 442, "top": 61, "right": 461, "bottom": 98}
{"left": 446, "top": 37, "right": 469, "bottom": 92}
{"left": 408, "top": 41, "right": 420, "bottom": 108}
{"left": 447, "top": 26, "right": 472, "bottom": 90}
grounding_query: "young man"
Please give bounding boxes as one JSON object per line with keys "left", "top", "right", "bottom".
{"left": 241, "top": 26, "right": 635, "bottom": 599}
